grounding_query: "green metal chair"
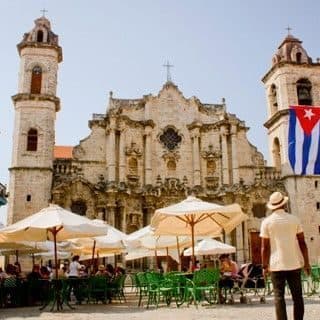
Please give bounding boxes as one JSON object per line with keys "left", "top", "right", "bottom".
{"left": 164, "top": 272, "right": 187, "bottom": 307}
{"left": 108, "top": 274, "right": 126, "bottom": 303}
{"left": 310, "top": 265, "right": 320, "bottom": 295}
{"left": 135, "top": 272, "right": 149, "bottom": 306}
{"left": 87, "top": 276, "right": 108, "bottom": 304}
{"left": 145, "top": 272, "right": 172, "bottom": 308}
{"left": 185, "top": 269, "right": 220, "bottom": 307}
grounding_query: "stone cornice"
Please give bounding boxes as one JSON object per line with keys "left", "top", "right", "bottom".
{"left": 12, "top": 93, "right": 61, "bottom": 112}
{"left": 118, "top": 115, "right": 155, "bottom": 129}
{"left": 9, "top": 166, "right": 52, "bottom": 172}
{"left": 17, "top": 42, "right": 63, "bottom": 62}
{"left": 262, "top": 61, "right": 320, "bottom": 83}
{"left": 264, "top": 109, "right": 289, "bottom": 129}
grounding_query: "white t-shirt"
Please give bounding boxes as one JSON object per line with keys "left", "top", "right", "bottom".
{"left": 68, "top": 261, "right": 81, "bottom": 277}
{"left": 260, "top": 209, "right": 304, "bottom": 272}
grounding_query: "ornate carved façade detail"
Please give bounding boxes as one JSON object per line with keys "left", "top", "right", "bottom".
{"left": 125, "top": 142, "right": 142, "bottom": 157}
{"left": 201, "top": 144, "right": 222, "bottom": 159}
{"left": 162, "top": 150, "right": 181, "bottom": 162}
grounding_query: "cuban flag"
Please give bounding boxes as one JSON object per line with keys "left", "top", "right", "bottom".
{"left": 288, "top": 106, "right": 320, "bottom": 175}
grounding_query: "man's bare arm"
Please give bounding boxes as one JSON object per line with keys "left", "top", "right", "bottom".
{"left": 297, "top": 232, "right": 311, "bottom": 275}
{"left": 261, "top": 237, "right": 270, "bottom": 273}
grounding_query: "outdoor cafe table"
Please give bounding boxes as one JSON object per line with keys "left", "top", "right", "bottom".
{"left": 39, "top": 278, "right": 85, "bottom": 311}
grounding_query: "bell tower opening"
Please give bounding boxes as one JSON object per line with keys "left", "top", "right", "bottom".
{"left": 269, "top": 84, "right": 278, "bottom": 115}
{"left": 37, "top": 30, "right": 44, "bottom": 42}
{"left": 296, "top": 52, "right": 302, "bottom": 63}
{"left": 272, "top": 137, "right": 281, "bottom": 170}
{"left": 27, "top": 128, "right": 38, "bottom": 151}
{"left": 297, "top": 78, "right": 312, "bottom": 105}
{"left": 31, "top": 66, "right": 42, "bottom": 94}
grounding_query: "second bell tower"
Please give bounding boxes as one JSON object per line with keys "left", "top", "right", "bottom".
{"left": 7, "top": 16, "right": 62, "bottom": 223}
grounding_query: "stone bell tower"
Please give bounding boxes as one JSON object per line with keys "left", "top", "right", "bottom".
{"left": 7, "top": 16, "right": 62, "bottom": 223}
{"left": 262, "top": 32, "right": 320, "bottom": 263}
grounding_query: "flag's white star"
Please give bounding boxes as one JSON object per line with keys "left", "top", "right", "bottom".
{"left": 304, "top": 109, "right": 315, "bottom": 120}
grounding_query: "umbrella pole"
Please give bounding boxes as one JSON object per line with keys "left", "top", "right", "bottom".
{"left": 32, "top": 253, "right": 35, "bottom": 266}
{"left": 166, "top": 247, "right": 169, "bottom": 272}
{"left": 191, "top": 221, "right": 195, "bottom": 271}
{"left": 176, "top": 236, "right": 181, "bottom": 271}
{"left": 15, "top": 250, "right": 19, "bottom": 263}
{"left": 91, "top": 239, "right": 96, "bottom": 274}
{"left": 154, "top": 249, "right": 158, "bottom": 270}
{"left": 53, "top": 227, "right": 59, "bottom": 280}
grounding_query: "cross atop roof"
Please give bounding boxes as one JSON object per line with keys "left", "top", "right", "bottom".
{"left": 286, "top": 26, "right": 292, "bottom": 35}
{"left": 41, "top": 8, "right": 48, "bottom": 17}
{"left": 163, "top": 60, "right": 174, "bottom": 82}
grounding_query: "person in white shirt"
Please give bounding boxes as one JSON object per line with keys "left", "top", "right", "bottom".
{"left": 68, "top": 255, "right": 81, "bottom": 278}
{"left": 260, "top": 191, "right": 310, "bottom": 320}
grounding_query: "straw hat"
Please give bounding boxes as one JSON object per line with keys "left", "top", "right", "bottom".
{"left": 267, "top": 191, "right": 288, "bottom": 210}
{"left": 98, "top": 264, "right": 105, "bottom": 271}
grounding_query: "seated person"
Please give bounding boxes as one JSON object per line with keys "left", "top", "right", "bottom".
{"left": 96, "top": 264, "right": 107, "bottom": 276}
{"left": 218, "top": 254, "right": 238, "bottom": 302}
{"left": 219, "top": 254, "right": 238, "bottom": 277}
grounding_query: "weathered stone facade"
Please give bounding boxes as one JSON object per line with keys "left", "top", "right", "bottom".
{"left": 10, "top": 16, "right": 306, "bottom": 265}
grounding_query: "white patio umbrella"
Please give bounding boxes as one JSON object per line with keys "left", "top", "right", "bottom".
{"left": 0, "top": 204, "right": 108, "bottom": 279}
{"left": 184, "top": 238, "right": 236, "bottom": 256}
{"left": 125, "top": 247, "right": 180, "bottom": 263}
{"left": 70, "top": 220, "right": 127, "bottom": 266}
{"left": 151, "top": 196, "right": 247, "bottom": 268}
{"left": 125, "top": 225, "right": 193, "bottom": 269}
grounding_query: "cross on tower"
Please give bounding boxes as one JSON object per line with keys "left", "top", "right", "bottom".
{"left": 286, "top": 26, "right": 292, "bottom": 35}
{"left": 41, "top": 8, "right": 48, "bottom": 17}
{"left": 163, "top": 60, "right": 174, "bottom": 82}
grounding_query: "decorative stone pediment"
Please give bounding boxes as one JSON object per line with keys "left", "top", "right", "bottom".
{"left": 125, "top": 142, "right": 142, "bottom": 157}
{"left": 201, "top": 144, "right": 222, "bottom": 159}
{"left": 162, "top": 150, "right": 180, "bottom": 162}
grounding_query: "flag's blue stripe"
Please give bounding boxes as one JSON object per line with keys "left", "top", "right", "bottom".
{"left": 288, "top": 109, "right": 296, "bottom": 172}
{"left": 301, "top": 133, "right": 311, "bottom": 175}
{"left": 314, "top": 123, "right": 320, "bottom": 174}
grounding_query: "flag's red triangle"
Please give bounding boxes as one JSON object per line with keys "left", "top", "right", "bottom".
{"left": 290, "top": 106, "right": 320, "bottom": 136}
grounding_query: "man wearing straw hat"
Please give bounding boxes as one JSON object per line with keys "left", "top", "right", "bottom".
{"left": 260, "top": 191, "right": 310, "bottom": 320}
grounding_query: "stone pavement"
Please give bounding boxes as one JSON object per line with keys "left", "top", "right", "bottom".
{"left": 1, "top": 294, "right": 320, "bottom": 320}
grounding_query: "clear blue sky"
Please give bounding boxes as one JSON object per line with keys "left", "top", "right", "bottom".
{"left": 1, "top": 0, "right": 320, "bottom": 223}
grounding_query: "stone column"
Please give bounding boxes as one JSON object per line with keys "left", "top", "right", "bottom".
{"left": 119, "top": 128, "right": 126, "bottom": 183}
{"left": 144, "top": 126, "right": 153, "bottom": 185}
{"left": 220, "top": 126, "right": 229, "bottom": 185}
{"left": 243, "top": 220, "right": 249, "bottom": 262}
{"left": 236, "top": 223, "right": 244, "bottom": 263}
{"left": 191, "top": 128, "right": 201, "bottom": 186}
{"left": 230, "top": 125, "right": 239, "bottom": 184}
{"left": 106, "top": 205, "right": 116, "bottom": 226}
{"left": 107, "top": 121, "right": 116, "bottom": 182}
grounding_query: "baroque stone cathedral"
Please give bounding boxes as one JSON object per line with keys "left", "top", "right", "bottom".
{"left": 7, "top": 16, "right": 320, "bottom": 264}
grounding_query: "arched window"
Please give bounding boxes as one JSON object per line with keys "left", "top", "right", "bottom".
{"left": 31, "top": 66, "right": 42, "bottom": 94}
{"left": 71, "top": 200, "right": 87, "bottom": 216}
{"left": 37, "top": 30, "right": 44, "bottom": 42}
{"left": 270, "top": 84, "right": 278, "bottom": 114}
{"left": 297, "top": 79, "right": 312, "bottom": 105}
{"left": 27, "top": 128, "right": 38, "bottom": 151}
{"left": 167, "top": 160, "right": 176, "bottom": 176}
{"left": 128, "top": 158, "right": 138, "bottom": 175}
{"left": 207, "top": 159, "right": 216, "bottom": 176}
{"left": 272, "top": 137, "right": 281, "bottom": 170}
{"left": 296, "top": 52, "right": 302, "bottom": 63}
